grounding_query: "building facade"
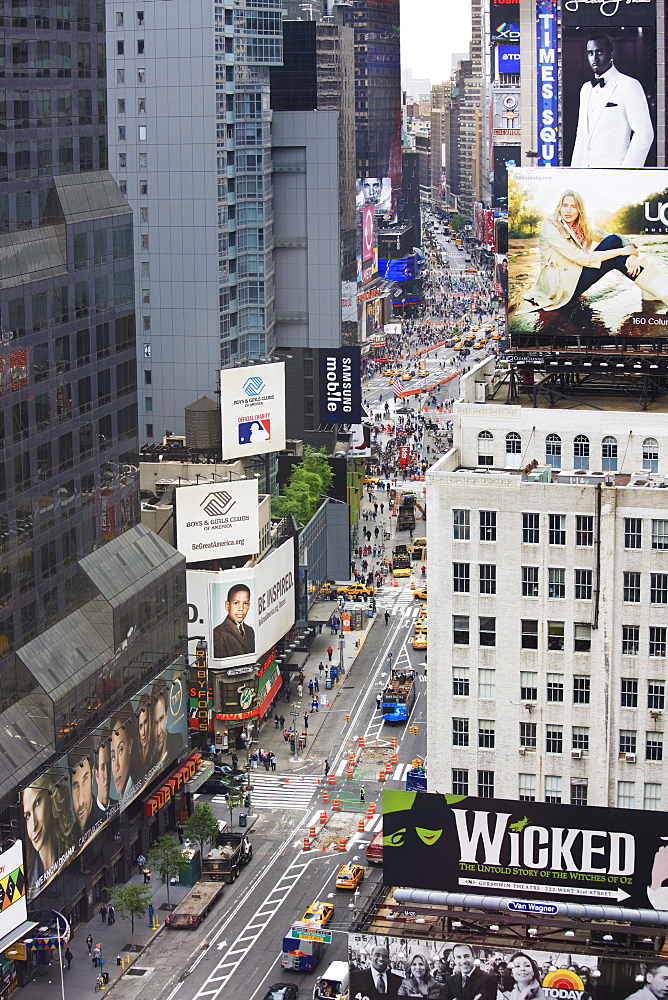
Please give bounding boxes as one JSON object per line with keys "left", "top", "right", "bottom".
{"left": 427, "top": 367, "right": 668, "bottom": 811}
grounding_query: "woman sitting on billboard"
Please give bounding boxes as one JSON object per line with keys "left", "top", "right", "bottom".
{"left": 500, "top": 953, "right": 545, "bottom": 1000}
{"left": 527, "top": 190, "right": 668, "bottom": 313}
{"left": 22, "top": 770, "right": 75, "bottom": 892}
{"left": 397, "top": 950, "right": 443, "bottom": 997}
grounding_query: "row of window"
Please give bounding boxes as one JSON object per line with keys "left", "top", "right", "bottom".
{"left": 622, "top": 572, "right": 668, "bottom": 603}
{"left": 452, "top": 667, "right": 668, "bottom": 708}
{"left": 453, "top": 510, "right": 668, "bottom": 549}
{"left": 453, "top": 564, "right": 597, "bottom": 600}
{"left": 1, "top": 39, "right": 105, "bottom": 78}
{"left": 453, "top": 616, "right": 593, "bottom": 652}
{"left": 518, "top": 774, "right": 662, "bottom": 809}
{"left": 476, "top": 430, "right": 660, "bottom": 473}
{"left": 0, "top": 88, "right": 106, "bottom": 128}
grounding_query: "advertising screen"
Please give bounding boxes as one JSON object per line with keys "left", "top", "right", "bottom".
{"left": 0, "top": 841, "right": 27, "bottom": 941}
{"left": 507, "top": 166, "right": 668, "bottom": 341}
{"left": 342, "top": 281, "right": 358, "bottom": 324}
{"left": 382, "top": 788, "right": 668, "bottom": 914}
{"left": 562, "top": 24, "right": 657, "bottom": 167}
{"left": 22, "top": 669, "right": 188, "bottom": 900}
{"left": 491, "top": 3, "right": 520, "bottom": 43}
{"left": 498, "top": 45, "right": 521, "bottom": 74}
{"left": 175, "top": 480, "right": 260, "bottom": 562}
{"left": 349, "top": 423, "right": 371, "bottom": 458}
{"left": 492, "top": 89, "right": 521, "bottom": 141}
{"left": 365, "top": 299, "right": 384, "bottom": 340}
{"left": 186, "top": 537, "right": 295, "bottom": 670}
{"left": 379, "top": 257, "right": 419, "bottom": 281}
{"left": 349, "top": 932, "right": 653, "bottom": 1000}
{"left": 536, "top": 0, "right": 559, "bottom": 166}
{"left": 356, "top": 177, "right": 392, "bottom": 215}
{"left": 362, "top": 204, "right": 375, "bottom": 265}
{"left": 319, "top": 347, "right": 362, "bottom": 424}
{"left": 493, "top": 147, "right": 520, "bottom": 210}
{"left": 219, "top": 362, "right": 286, "bottom": 461}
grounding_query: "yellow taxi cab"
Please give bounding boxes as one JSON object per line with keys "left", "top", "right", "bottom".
{"left": 335, "top": 864, "right": 365, "bottom": 890}
{"left": 413, "top": 588, "right": 427, "bottom": 600}
{"left": 418, "top": 368, "right": 428, "bottom": 377}
{"left": 452, "top": 342, "right": 463, "bottom": 351}
{"left": 413, "top": 620, "right": 428, "bottom": 634}
{"left": 337, "top": 583, "right": 374, "bottom": 598}
{"left": 491, "top": 332, "right": 501, "bottom": 340}
{"left": 300, "top": 901, "right": 335, "bottom": 926}
{"left": 412, "top": 633, "right": 427, "bottom": 650}
{"left": 417, "top": 607, "right": 427, "bottom": 620}
{"left": 473, "top": 341, "right": 485, "bottom": 351}
{"left": 401, "top": 372, "right": 413, "bottom": 381}
{"left": 363, "top": 476, "right": 381, "bottom": 485}
{"left": 412, "top": 537, "right": 427, "bottom": 548}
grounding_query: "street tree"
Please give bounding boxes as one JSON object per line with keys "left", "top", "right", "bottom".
{"left": 225, "top": 787, "right": 244, "bottom": 829}
{"left": 147, "top": 835, "right": 186, "bottom": 906}
{"left": 183, "top": 802, "right": 220, "bottom": 858}
{"left": 104, "top": 884, "right": 153, "bottom": 946}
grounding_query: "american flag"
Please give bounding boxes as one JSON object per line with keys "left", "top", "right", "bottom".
{"left": 392, "top": 378, "right": 403, "bottom": 398}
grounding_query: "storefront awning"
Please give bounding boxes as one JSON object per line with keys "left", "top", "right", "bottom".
{"left": 184, "top": 760, "right": 215, "bottom": 794}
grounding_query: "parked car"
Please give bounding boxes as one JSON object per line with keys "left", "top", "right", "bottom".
{"left": 262, "top": 985, "right": 299, "bottom": 1000}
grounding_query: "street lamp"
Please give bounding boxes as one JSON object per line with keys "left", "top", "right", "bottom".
{"left": 290, "top": 702, "right": 302, "bottom": 761}
{"left": 338, "top": 632, "right": 346, "bottom": 677}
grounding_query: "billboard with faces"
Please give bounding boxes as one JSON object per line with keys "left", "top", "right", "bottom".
{"left": 349, "top": 932, "right": 660, "bottom": 1000}
{"left": 21, "top": 669, "right": 188, "bottom": 900}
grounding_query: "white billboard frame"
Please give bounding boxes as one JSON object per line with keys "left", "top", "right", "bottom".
{"left": 175, "top": 480, "right": 260, "bottom": 562}
{"left": 219, "top": 362, "right": 286, "bottom": 461}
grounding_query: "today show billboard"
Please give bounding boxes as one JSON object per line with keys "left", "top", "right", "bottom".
{"left": 349, "top": 931, "right": 660, "bottom": 1000}
{"left": 219, "top": 362, "right": 286, "bottom": 461}
{"left": 507, "top": 166, "right": 668, "bottom": 342}
{"left": 174, "top": 479, "right": 260, "bottom": 562}
{"left": 382, "top": 789, "right": 668, "bottom": 914}
{"left": 186, "top": 537, "right": 295, "bottom": 671}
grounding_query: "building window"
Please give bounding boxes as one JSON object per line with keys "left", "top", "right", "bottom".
{"left": 643, "top": 437, "right": 659, "bottom": 473}
{"left": 506, "top": 431, "right": 521, "bottom": 454}
{"left": 519, "top": 774, "right": 536, "bottom": 801}
{"left": 574, "top": 569, "right": 593, "bottom": 601}
{"left": 479, "top": 564, "right": 496, "bottom": 595}
{"left": 621, "top": 678, "right": 638, "bottom": 708}
{"left": 138, "top": 125, "right": 147, "bottom": 141}
{"left": 547, "top": 621, "right": 564, "bottom": 651}
{"left": 479, "top": 510, "right": 497, "bottom": 542}
{"left": 546, "top": 725, "right": 563, "bottom": 754}
{"left": 651, "top": 520, "right": 668, "bottom": 550}
{"left": 572, "top": 726, "right": 589, "bottom": 751}
{"left": 576, "top": 515, "right": 594, "bottom": 547}
{"left": 644, "top": 783, "right": 662, "bottom": 811}
{"left": 623, "top": 572, "right": 641, "bottom": 603}
{"left": 624, "top": 517, "right": 642, "bottom": 549}
{"left": 478, "top": 668, "right": 496, "bottom": 699}
{"left": 617, "top": 781, "right": 635, "bottom": 808}
{"left": 573, "top": 676, "right": 591, "bottom": 704}
{"left": 650, "top": 627, "right": 667, "bottom": 658}
{"left": 452, "top": 770, "right": 468, "bottom": 795}
{"left": 478, "top": 770, "right": 494, "bottom": 798}
{"left": 453, "top": 563, "right": 470, "bottom": 593}
{"left": 602, "top": 435, "right": 618, "bottom": 471}
{"left": 453, "top": 509, "right": 470, "bottom": 540}
{"left": 479, "top": 618, "right": 496, "bottom": 648}
{"left": 548, "top": 567, "right": 566, "bottom": 599}
{"left": 648, "top": 681, "right": 665, "bottom": 710}
{"left": 545, "top": 775, "right": 562, "bottom": 803}
{"left": 118, "top": 151, "right": 126, "bottom": 169}
{"left": 571, "top": 781, "right": 588, "bottom": 806}
{"left": 545, "top": 433, "right": 562, "bottom": 468}
{"left": 520, "top": 722, "right": 537, "bottom": 749}
{"left": 478, "top": 720, "right": 495, "bottom": 749}
{"left": 520, "top": 671, "right": 538, "bottom": 701}
{"left": 477, "top": 430, "right": 493, "bottom": 466}
{"left": 522, "top": 512, "right": 540, "bottom": 544}
{"left": 452, "top": 667, "right": 469, "bottom": 697}
{"left": 622, "top": 625, "right": 640, "bottom": 656}
{"left": 651, "top": 574, "right": 668, "bottom": 605}
{"left": 574, "top": 624, "right": 592, "bottom": 652}
{"left": 453, "top": 615, "right": 469, "bottom": 645}
{"left": 548, "top": 513, "right": 566, "bottom": 546}
{"left": 573, "top": 434, "right": 589, "bottom": 464}
{"left": 522, "top": 566, "right": 539, "bottom": 597}
{"left": 452, "top": 718, "right": 469, "bottom": 747}
{"left": 521, "top": 619, "right": 538, "bottom": 649}
{"left": 547, "top": 674, "right": 564, "bottom": 703}
{"left": 646, "top": 732, "right": 664, "bottom": 762}
{"left": 619, "top": 730, "right": 637, "bottom": 755}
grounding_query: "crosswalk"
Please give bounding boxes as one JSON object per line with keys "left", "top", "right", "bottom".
{"left": 213, "top": 773, "right": 322, "bottom": 811}
{"left": 333, "top": 760, "right": 416, "bottom": 783}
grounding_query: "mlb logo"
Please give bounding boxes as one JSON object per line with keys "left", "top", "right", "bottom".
{"left": 238, "top": 418, "right": 270, "bottom": 445}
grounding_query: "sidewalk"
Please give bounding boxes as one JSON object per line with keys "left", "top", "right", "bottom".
{"left": 18, "top": 857, "right": 191, "bottom": 1000}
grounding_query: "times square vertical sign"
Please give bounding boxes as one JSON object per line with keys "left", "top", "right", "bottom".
{"left": 536, "top": 0, "right": 558, "bottom": 165}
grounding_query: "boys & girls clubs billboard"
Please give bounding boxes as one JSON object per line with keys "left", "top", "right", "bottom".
{"left": 21, "top": 670, "right": 188, "bottom": 900}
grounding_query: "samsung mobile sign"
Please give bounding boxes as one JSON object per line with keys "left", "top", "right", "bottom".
{"left": 220, "top": 362, "right": 286, "bottom": 461}
{"left": 536, "top": 0, "right": 558, "bottom": 166}
{"left": 383, "top": 790, "right": 668, "bottom": 913}
{"left": 175, "top": 480, "right": 260, "bottom": 561}
{"left": 319, "top": 347, "right": 362, "bottom": 424}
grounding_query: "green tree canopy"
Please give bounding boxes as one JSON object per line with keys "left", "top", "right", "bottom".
{"left": 271, "top": 447, "right": 334, "bottom": 524}
{"left": 183, "top": 802, "right": 220, "bottom": 858}
{"left": 147, "top": 836, "right": 186, "bottom": 905}
{"left": 104, "top": 884, "right": 153, "bottom": 944}
{"left": 450, "top": 213, "right": 466, "bottom": 233}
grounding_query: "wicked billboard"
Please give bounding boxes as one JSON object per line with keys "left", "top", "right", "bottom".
{"left": 349, "top": 932, "right": 661, "bottom": 1000}
{"left": 382, "top": 790, "right": 668, "bottom": 913}
{"left": 21, "top": 668, "right": 188, "bottom": 900}
{"left": 507, "top": 166, "right": 668, "bottom": 342}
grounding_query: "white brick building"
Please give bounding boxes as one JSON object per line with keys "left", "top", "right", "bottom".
{"left": 427, "top": 365, "right": 668, "bottom": 810}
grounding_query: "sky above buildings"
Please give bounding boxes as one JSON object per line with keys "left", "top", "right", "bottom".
{"left": 401, "top": 0, "right": 472, "bottom": 86}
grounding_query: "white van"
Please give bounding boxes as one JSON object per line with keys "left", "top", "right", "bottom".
{"left": 313, "top": 960, "right": 349, "bottom": 1000}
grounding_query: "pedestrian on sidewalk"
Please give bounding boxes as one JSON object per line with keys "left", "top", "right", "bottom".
{"left": 318, "top": 622, "right": 324, "bottom": 634}
{"left": 143, "top": 868, "right": 151, "bottom": 885}
{"left": 86, "top": 935, "right": 93, "bottom": 955}
{"left": 327, "top": 646, "right": 333, "bottom": 661}
{"left": 251, "top": 750, "right": 258, "bottom": 769}
{"left": 360, "top": 786, "right": 365, "bottom": 803}
{"left": 312, "top": 698, "right": 319, "bottom": 713}
{"left": 318, "top": 661, "right": 325, "bottom": 675}
{"left": 274, "top": 714, "right": 280, "bottom": 729}
{"left": 384, "top": 611, "right": 390, "bottom": 626}
{"left": 279, "top": 715, "right": 285, "bottom": 729}
{"left": 148, "top": 903, "right": 155, "bottom": 927}
{"left": 107, "top": 904, "right": 115, "bottom": 925}
{"left": 314, "top": 677, "right": 319, "bottom": 693}
{"left": 303, "top": 712, "right": 309, "bottom": 730}
{"left": 324, "top": 759, "right": 330, "bottom": 777}
{"left": 64, "top": 948, "right": 73, "bottom": 970}
{"left": 93, "top": 945, "right": 101, "bottom": 967}
{"left": 270, "top": 753, "right": 277, "bottom": 772}
{"left": 376, "top": 692, "right": 382, "bottom": 710}
{"left": 297, "top": 682, "right": 303, "bottom": 698}
{"left": 99, "top": 903, "right": 107, "bottom": 923}
{"left": 177, "top": 824, "right": 184, "bottom": 844}
{"left": 308, "top": 679, "right": 314, "bottom": 696}
{"left": 299, "top": 671, "right": 305, "bottom": 686}
{"left": 231, "top": 752, "right": 239, "bottom": 769}
{"left": 263, "top": 752, "right": 270, "bottom": 771}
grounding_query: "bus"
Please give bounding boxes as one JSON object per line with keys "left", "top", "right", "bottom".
{"left": 381, "top": 667, "right": 416, "bottom": 723}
